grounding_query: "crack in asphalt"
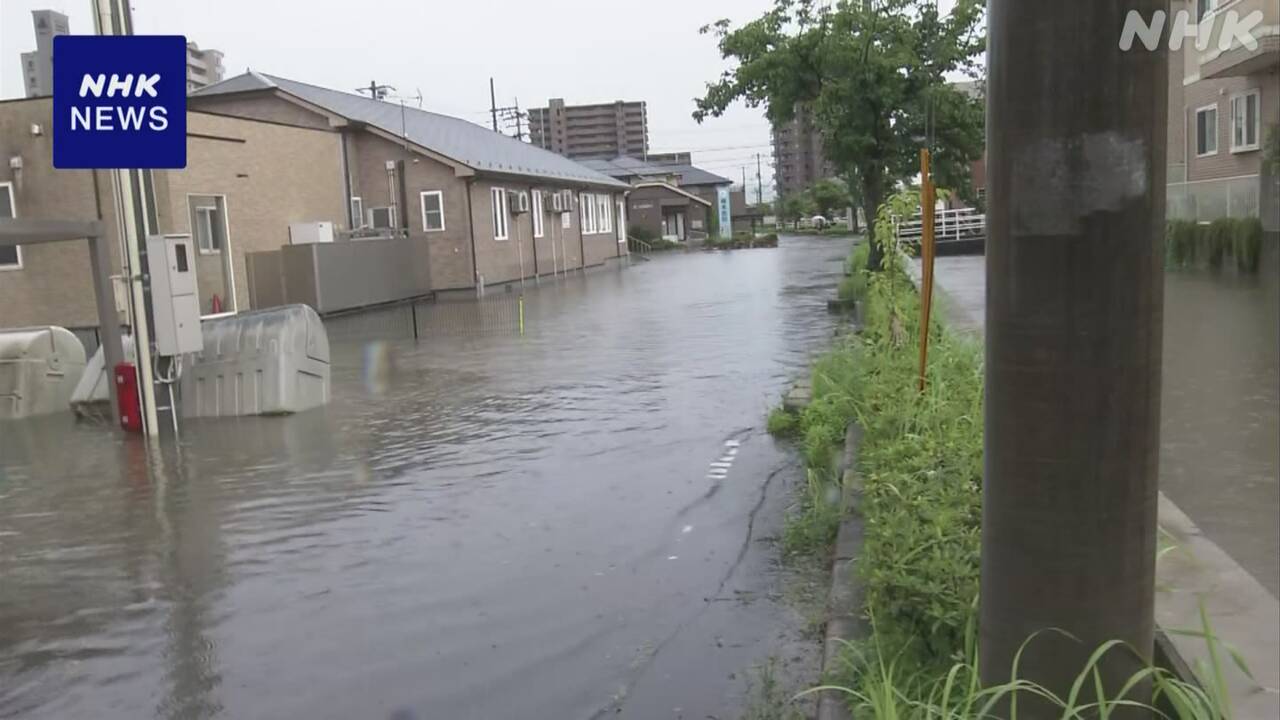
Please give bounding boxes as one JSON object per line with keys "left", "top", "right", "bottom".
{"left": 586, "top": 449, "right": 793, "bottom": 720}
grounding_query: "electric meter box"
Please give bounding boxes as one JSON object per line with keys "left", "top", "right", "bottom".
{"left": 146, "top": 234, "right": 203, "bottom": 356}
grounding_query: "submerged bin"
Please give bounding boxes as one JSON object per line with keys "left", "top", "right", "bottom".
{"left": 180, "top": 304, "right": 330, "bottom": 418}
{"left": 0, "top": 326, "right": 88, "bottom": 420}
{"left": 70, "top": 334, "right": 136, "bottom": 420}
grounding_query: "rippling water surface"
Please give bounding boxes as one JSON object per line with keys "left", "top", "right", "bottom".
{"left": 0, "top": 237, "right": 848, "bottom": 719}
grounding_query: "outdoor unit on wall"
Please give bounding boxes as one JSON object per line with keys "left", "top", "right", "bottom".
{"left": 368, "top": 206, "right": 396, "bottom": 229}
{"left": 288, "top": 222, "right": 335, "bottom": 245}
{"left": 511, "top": 191, "right": 530, "bottom": 214}
{"left": 560, "top": 190, "right": 574, "bottom": 212}
{"left": 550, "top": 191, "right": 565, "bottom": 213}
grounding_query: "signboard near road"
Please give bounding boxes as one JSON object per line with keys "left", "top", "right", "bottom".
{"left": 717, "top": 186, "right": 731, "bottom": 238}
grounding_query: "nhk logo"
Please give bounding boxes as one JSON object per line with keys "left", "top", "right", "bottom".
{"left": 1120, "top": 8, "right": 1266, "bottom": 52}
{"left": 72, "top": 74, "right": 170, "bottom": 132}
{"left": 53, "top": 35, "right": 186, "bottom": 169}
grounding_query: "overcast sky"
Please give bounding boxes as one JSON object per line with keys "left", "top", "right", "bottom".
{"left": 1, "top": 0, "right": 783, "bottom": 195}
{"left": 2, "top": 1, "right": 966, "bottom": 200}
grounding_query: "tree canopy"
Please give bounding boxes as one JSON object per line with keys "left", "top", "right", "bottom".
{"left": 695, "top": 0, "right": 986, "bottom": 267}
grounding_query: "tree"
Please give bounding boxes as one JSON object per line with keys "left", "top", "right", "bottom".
{"left": 694, "top": 0, "right": 986, "bottom": 269}
{"left": 807, "top": 178, "right": 850, "bottom": 220}
{"left": 777, "top": 193, "right": 813, "bottom": 229}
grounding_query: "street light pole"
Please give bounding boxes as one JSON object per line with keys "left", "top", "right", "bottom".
{"left": 981, "top": 0, "right": 1168, "bottom": 708}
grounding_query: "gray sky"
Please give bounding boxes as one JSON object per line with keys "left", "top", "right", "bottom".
{"left": 1, "top": 0, "right": 780, "bottom": 196}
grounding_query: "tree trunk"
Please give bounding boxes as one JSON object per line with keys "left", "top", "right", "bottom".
{"left": 862, "top": 174, "right": 884, "bottom": 271}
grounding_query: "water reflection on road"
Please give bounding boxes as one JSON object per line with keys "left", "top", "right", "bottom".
{"left": 0, "top": 237, "right": 847, "bottom": 720}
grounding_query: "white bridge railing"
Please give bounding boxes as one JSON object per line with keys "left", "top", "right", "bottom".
{"left": 895, "top": 207, "right": 986, "bottom": 244}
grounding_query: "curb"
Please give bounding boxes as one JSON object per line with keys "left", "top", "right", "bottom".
{"left": 815, "top": 423, "right": 864, "bottom": 720}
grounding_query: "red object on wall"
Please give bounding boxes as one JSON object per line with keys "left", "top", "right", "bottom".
{"left": 114, "top": 362, "right": 142, "bottom": 433}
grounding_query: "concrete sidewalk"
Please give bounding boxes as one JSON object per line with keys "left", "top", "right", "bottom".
{"left": 909, "top": 255, "right": 1279, "bottom": 716}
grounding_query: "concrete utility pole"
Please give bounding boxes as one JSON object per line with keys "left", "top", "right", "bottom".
{"left": 489, "top": 77, "right": 499, "bottom": 132}
{"left": 94, "top": 0, "right": 161, "bottom": 437}
{"left": 755, "top": 154, "right": 763, "bottom": 206}
{"left": 981, "top": 0, "right": 1167, "bottom": 711}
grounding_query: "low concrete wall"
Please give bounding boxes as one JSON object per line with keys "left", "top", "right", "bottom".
{"left": 247, "top": 238, "right": 433, "bottom": 315}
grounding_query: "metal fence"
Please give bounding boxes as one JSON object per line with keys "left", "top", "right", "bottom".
{"left": 322, "top": 293, "right": 526, "bottom": 343}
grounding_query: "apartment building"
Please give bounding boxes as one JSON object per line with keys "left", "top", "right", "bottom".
{"left": 771, "top": 109, "right": 835, "bottom": 200}
{"left": 528, "top": 98, "right": 648, "bottom": 160}
{"left": 186, "top": 42, "right": 226, "bottom": 93}
{"left": 18, "top": 9, "right": 70, "bottom": 98}
{"left": 1167, "top": 0, "right": 1280, "bottom": 234}
{"left": 188, "top": 72, "right": 628, "bottom": 294}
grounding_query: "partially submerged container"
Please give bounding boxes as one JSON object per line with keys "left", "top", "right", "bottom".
{"left": 70, "top": 334, "right": 136, "bottom": 421}
{"left": 180, "top": 304, "right": 330, "bottom": 418}
{"left": 0, "top": 326, "right": 87, "bottom": 420}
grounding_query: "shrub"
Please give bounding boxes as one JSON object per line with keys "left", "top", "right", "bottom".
{"left": 1166, "top": 217, "right": 1266, "bottom": 273}
{"left": 767, "top": 407, "right": 800, "bottom": 438}
{"left": 1234, "top": 217, "right": 1263, "bottom": 273}
{"left": 1166, "top": 220, "right": 1199, "bottom": 269}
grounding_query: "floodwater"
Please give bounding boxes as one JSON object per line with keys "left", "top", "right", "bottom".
{"left": 1159, "top": 258, "right": 1280, "bottom": 598}
{"left": 0, "top": 237, "right": 848, "bottom": 720}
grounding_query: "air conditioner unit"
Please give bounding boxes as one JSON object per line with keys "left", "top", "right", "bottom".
{"left": 550, "top": 191, "right": 565, "bottom": 213}
{"left": 511, "top": 191, "right": 530, "bottom": 214}
{"left": 368, "top": 206, "right": 396, "bottom": 229}
{"left": 560, "top": 190, "right": 574, "bottom": 212}
{"left": 288, "top": 221, "right": 335, "bottom": 245}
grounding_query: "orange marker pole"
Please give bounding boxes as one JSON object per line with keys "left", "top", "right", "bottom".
{"left": 918, "top": 148, "right": 936, "bottom": 393}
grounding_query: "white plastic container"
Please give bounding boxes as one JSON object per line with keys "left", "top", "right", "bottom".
{"left": 0, "top": 326, "right": 87, "bottom": 420}
{"left": 179, "top": 304, "right": 330, "bottom": 418}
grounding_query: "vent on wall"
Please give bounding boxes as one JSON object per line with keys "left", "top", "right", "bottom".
{"left": 368, "top": 206, "right": 395, "bottom": 229}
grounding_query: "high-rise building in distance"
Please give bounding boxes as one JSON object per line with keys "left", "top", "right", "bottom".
{"left": 528, "top": 98, "right": 648, "bottom": 160}
{"left": 19, "top": 9, "right": 70, "bottom": 98}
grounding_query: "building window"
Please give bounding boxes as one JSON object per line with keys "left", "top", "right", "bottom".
{"left": 0, "top": 182, "right": 20, "bottom": 270}
{"left": 532, "top": 190, "right": 544, "bottom": 238}
{"left": 595, "top": 194, "right": 612, "bottom": 234}
{"left": 580, "top": 192, "right": 596, "bottom": 234}
{"left": 186, "top": 194, "right": 236, "bottom": 316}
{"left": 351, "top": 196, "right": 364, "bottom": 228}
{"left": 491, "top": 187, "right": 509, "bottom": 240}
{"left": 420, "top": 190, "right": 445, "bottom": 232}
{"left": 1230, "top": 90, "right": 1260, "bottom": 153}
{"left": 1195, "top": 105, "right": 1218, "bottom": 157}
{"left": 562, "top": 203, "right": 572, "bottom": 229}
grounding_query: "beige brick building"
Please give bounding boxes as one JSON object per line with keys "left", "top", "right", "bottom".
{"left": 1167, "top": 0, "right": 1280, "bottom": 233}
{"left": 1, "top": 98, "right": 346, "bottom": 336}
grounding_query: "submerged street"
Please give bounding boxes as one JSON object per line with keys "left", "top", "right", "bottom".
{"left": 0, "top": 237, "right": 846, "bottom": 720}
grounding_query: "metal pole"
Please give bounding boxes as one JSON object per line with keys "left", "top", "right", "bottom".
{"left": 755, "top": 154, "right": 763, "bottom": 206}
{"left": 95, "top": 0, "right": 160, "bottom": 437}
{"left": 88, "top": 233, "right": 123, "bottom": 421}
{"left": 981, "top": 0, "right": 1167, "bottom": 709}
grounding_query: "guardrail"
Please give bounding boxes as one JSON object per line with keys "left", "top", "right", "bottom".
{"left": 896, "top": 207, "right": 986, "bottom": 244}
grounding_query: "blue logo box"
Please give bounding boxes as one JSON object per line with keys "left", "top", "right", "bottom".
{"left": 53, "top": 35, "right": 187, "bottom": 169}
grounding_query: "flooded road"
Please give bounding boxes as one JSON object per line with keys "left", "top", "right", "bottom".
{"left": 0, "top": 237, "right": 848, "bottom": 720}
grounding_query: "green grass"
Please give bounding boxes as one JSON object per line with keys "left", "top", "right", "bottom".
{"left": 767, "top": 406, "right": 801, "bottom": 438}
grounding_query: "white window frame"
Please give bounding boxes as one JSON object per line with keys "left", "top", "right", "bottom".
{"left": 350, "top": 196, "right": 364, "bottom": 228}
{"left": 580, "top": 192, "right": 596, "bottom": 234}
{"left": 420, "top": 190, "right": 446, "bottom": 232}
{"left": 0, "top": 182, "right": 21, "bottom": 270}
{"left": 184, "top": 192, "right": 238, "bottom": 318}
{"left": 1195, "top": 104, "right": 1219, "bottom": 157}
{"left": 616, "top": 198, "right": 627, "bottom": 244}
{"left": 194, "top": 206, "right": 220, "bottom": 254}
{"left": 1229, "top": 89, "right": 1261, "bottom": 153}
{"left": 595, "top": 194, "right": 612, "bottom": 234}
{"left": 532, "top": 190, "right": 544, "bottom": 238}
{"left": 491, "top": 187, "right": 509, "bottom": 240}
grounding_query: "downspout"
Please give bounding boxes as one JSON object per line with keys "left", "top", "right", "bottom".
{"left": 340, "top": 131, "right": 353, "bottom": 227}
{"left": 578, "top": 188, "right": 586, "bottom": 272}
{"left": 529, "top": 184, "right": 539, "bottom": 278}
{"left": 465, "top": 177, "right": 480, "bottom": 291}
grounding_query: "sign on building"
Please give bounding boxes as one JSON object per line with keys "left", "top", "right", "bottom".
{"left": 52, "top": 35, "right": 187, "bottom": 169}
{"left": 717, "top": 186, "right": 732, "bottom": 239}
